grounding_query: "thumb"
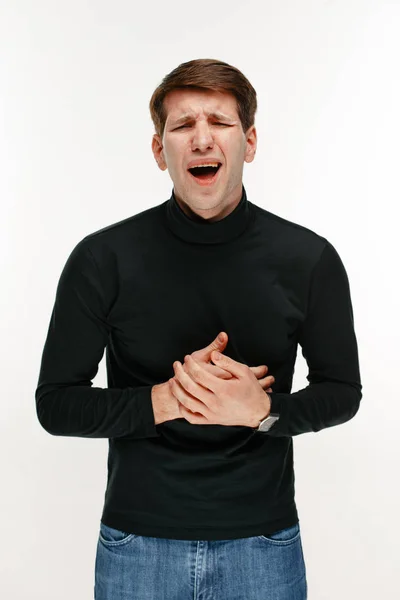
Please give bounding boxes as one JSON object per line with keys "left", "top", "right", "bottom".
{"left": 196, "top": 332, "right": 228, "bottom": 360}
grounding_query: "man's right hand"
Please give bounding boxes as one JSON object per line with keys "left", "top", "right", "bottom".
{"left": 151, "top": 332, "right": 274, "bottom": 425}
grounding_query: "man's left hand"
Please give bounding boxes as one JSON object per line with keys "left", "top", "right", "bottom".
{"left": 169, "top": 351, "right": 271, "bottom": 428}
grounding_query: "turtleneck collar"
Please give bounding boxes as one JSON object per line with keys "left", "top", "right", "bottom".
{"left": 164, "top": 185, "right": 253, "bottom": 245}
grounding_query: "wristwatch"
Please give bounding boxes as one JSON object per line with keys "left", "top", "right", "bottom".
{"left": 254, "top": 413, "right": 280, "bottom": 433}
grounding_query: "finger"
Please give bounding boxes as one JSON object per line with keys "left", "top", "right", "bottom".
{"left": 173, "top": 360, "right": 214, "bottom": 408}
{"left": 258, "top": 374, "right": 275, "bottom": 385}
{"left": 182, "top": 360, "right": 233, "bottom": 380}
{"left": 169, "top": 377, "right": 209, "bottom": 417}
{"left": 257, "top": 375, "right": 275, "bottom": 390}
{"left": 177, "top": 401, "right": 208, "bottom": 424}
{"left": 210, "top": 351, "right": 246, "bottom": 379}
{"left": 181, "top": 354, "right": 223, "bottom": 395}
{"left": 194, "top": 332, "right": 228, "bottom": 361}
{"left": 249, "top": 365, "right": 269, "bottom": 378}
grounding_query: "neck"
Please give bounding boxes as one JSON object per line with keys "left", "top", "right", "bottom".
{"left": 173, "top": 187, "right": 243, "bottom": 223}
{"left": 164, "top": 184, "right": 254, "bottom": 245}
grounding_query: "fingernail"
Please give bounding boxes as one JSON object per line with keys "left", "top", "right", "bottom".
{"left": 218, "top": 333, "right": 224, "bottom": 342}
{"left": 214, "top": 351, "right": 221, "bottom": 360}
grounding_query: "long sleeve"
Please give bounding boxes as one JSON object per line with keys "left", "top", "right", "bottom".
{"left": 35, "top": 238, "right": 160, "bottom": 439}
{"left": 266, "top": 241, "right": 362, "bottom": 437}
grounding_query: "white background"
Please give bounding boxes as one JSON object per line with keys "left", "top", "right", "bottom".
{"left": 1, "top": 1, "right": 399, "bottom": 598}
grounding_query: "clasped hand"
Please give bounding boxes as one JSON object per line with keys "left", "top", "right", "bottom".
{"left": 169, "top": 332, "right": 274, "bottom": 428}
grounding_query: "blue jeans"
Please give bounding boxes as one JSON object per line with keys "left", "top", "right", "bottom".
{"left": 94, "top": 521, "right": 307, "bottom": 599}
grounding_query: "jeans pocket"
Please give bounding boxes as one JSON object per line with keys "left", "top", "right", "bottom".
{"left": 257, "top": 522, "right": 300, "bottom": 545}
{"left": 99, "top": 521, "right": 138, "bottom": 547}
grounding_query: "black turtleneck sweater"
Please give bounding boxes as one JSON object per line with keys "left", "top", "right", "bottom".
{"left": 35, "top": 186, "right": 362, "bottom": 540}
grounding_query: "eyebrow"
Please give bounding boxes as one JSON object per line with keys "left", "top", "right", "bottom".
{"left": 170, "top": 112, "right": 236, "bottom": 127}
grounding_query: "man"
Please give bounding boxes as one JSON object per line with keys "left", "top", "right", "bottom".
{"left": 35, "top": 58, "right": 362, "bottom": 599}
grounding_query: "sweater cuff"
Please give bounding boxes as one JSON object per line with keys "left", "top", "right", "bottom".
{"left": 122, "top": 386, "right": 161, "bottom": 440}
{"left": 266, "top": 392, "right": 289, "bottom": 436}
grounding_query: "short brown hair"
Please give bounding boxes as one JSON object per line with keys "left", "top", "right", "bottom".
{"left": 149, "top": 58, "right": 257, "bottom": 139}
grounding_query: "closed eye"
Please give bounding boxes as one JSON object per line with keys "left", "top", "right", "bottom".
{"left": 173, "top": 123, "right": 231, "bottom": 131}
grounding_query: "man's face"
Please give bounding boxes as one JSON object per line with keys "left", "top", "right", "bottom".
{"left": 152, "top": 88, "right": 257, "bottom": 221}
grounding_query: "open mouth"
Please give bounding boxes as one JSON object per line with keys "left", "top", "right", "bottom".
{"left": 187, "top": 163, "right": 222, "bottom": 185}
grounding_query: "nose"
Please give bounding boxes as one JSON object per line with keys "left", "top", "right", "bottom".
{"left": 191, "top": 123, "right": 215, "bottom": 152}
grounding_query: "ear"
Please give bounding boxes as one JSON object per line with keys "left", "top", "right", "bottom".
{"left": 244, "top": 125, "right": 257, "bottom": 164}
{"left": 152, "top": 134, "right": 168, "bottom": 171}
